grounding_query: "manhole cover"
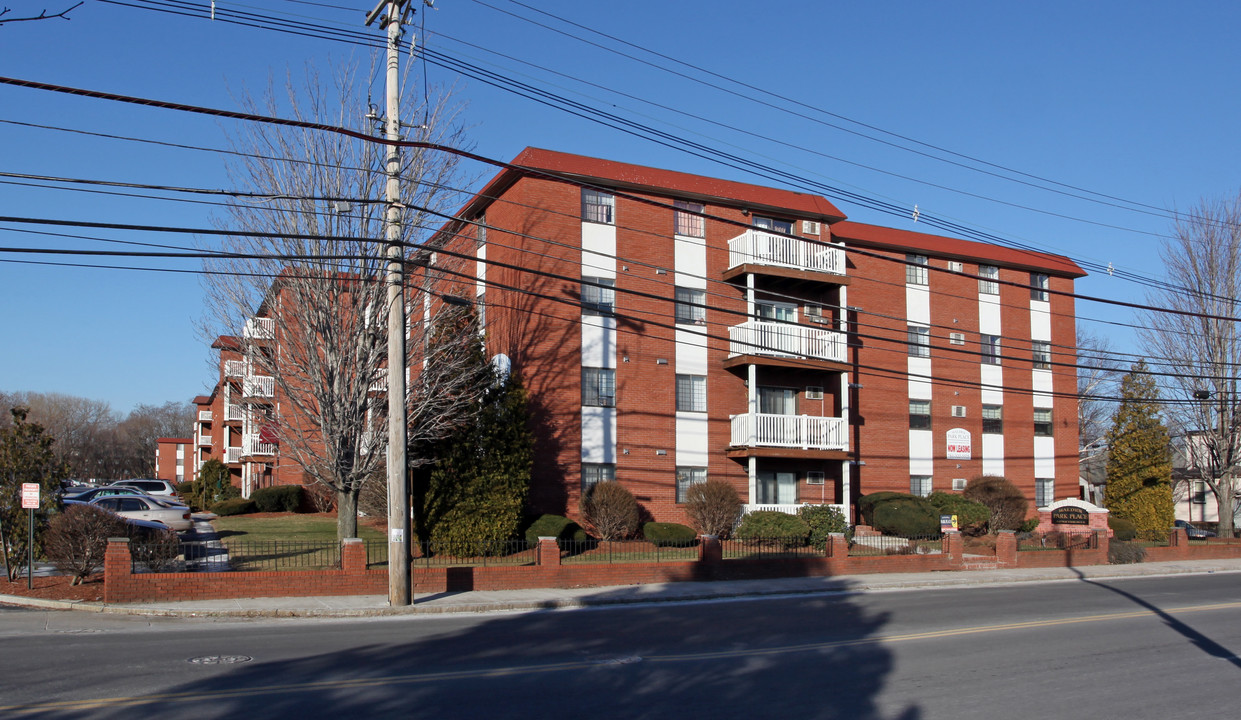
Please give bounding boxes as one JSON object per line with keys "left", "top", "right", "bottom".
{"left": 187, "top": 655, "right": 253, "bottom": 665}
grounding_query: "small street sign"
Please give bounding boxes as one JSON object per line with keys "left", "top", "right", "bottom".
{"left": 20, "top": 483, "right": 40, "bottom": 509}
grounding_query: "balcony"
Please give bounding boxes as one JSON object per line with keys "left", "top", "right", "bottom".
{"left": 224, "top": 360, "right": 247, "bottom": 377}
{"left": 197, "top": 410, "right": 213, "bottom": 422}
{"left": 744, "top": 502, "right": 847, "bottom": 517}
{"left": 727, "top": 230, "right": 845, "bottom": 277}
{"left": 225, "top": 446, "right": 243, "bottom": 464}
{"left": 244, "top": 317, "right": 275, "bottom": 340}
{"left": 244, "top": 434, "right": 277, "bottom": 456}
{"left": 197, "top": 433, "right": 212, "bottom": 447}
{"left": 243, "top": 375, "right": 275, "bottom": 399}
{"left": 728, "top": 321, "right": 846, "bottom": 364}
{"left": 225, "top": 403, "right": 246, "bottom": 422}
{"left": 730, "top": 413, "right": 847, "bottom": 451}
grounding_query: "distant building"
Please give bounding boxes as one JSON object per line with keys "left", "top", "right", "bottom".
{"left": 154, "top": 437, "right": 191, "bottom": 484}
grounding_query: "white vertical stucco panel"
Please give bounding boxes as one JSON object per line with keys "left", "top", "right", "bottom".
{"left": 581, "top": 223, "right": 617, "bottom": 278}
{"left": 1030, "top": 301, "right": 1051, "bottom": 341}
{"left": 979, "top": 295, "right": 1001, "bottom": 335}
{"left": 1032, "top": 369, "right": 1054, "bottom": 395}
{"left": 909, "top": 430, "right": 934, "bottom": 477}
{"left": 1034, "top": 437, "right": 1056, "bottom": 477}
{"left": 906, "top": 285, "right": 930, "bottom": 326}
{"left": 674, "top": 235, "right": 707, "bottom": 289}
{"left": 676, "top": 327, "right": 708, "bottom": 375}
{"left": 980, "top": 365, "right": 1004, "bottom": 405}
{"left": 581, "top": 407, "right": 616, "bottom": 463}
{"left": 581, "top": 316, "right": 617, "bottom": 368}
{"left": 908, "top": 357, "right": 933, "bottom": 400}
{"left": 676, "top": 413, "right": 709, "bottom": 466}
{"left": 982, "top": 434, "right": 1005, "bottom": 476}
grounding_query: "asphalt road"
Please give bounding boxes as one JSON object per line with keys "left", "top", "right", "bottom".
{"left": 2, "top": 572, "right": 1239, "bottom": 719}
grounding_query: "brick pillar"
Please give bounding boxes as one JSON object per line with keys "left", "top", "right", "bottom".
{"left": 944, "top": 531, "right": 963, "bottom": 567}
{"left": 995, "top": 530, "right": 1017, "bottom": 567}
{"left": 698, "top": 535, "right": 722, "bottom": 564}
{"left": 1170, "top": 527, "right": 1189, "bottom": 557}
{"left": 103, "top": 537, "right": 132, "bottom": 604}
{"left": 537, "top": 537, "right": 560, "bottom": 567}
{"left": 1094, "top": 528, "right": 1110, "bottom": 564}
{"left": 341, "top": 537, "right": 366, "bottom": 574}
{"left": 827, "top": 532, "right": 849, "bottom": 559}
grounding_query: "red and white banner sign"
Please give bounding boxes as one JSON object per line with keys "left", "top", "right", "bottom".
{"left": 20, "top": 483, "right": 40, "bottom": 509}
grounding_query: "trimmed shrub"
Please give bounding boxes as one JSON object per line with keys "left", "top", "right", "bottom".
{"left": 683, "top": 479, "right": 743, "bottom": 538}
{"left": 43, "top": 505, "right": 128, "bottom": 585}
{"left": 642, "top": 522, "right": 698, "bottom": 547}
{"left": 963, "top": 476, "right": 1028, "bottom": 532}
{"left": 798, "top": 504, "right": 849, "bottom": 549}
{"left": 175, "top": 481, "right": 195, "bottom": 499}
{"left": 734, "top": 511, "right": 810, "bottom": 546}
{"left": 1108, "top": 540, "right": 1147, "bottom": 565}
{"left": 926, "top": 491, "right": 991, "bottom": 536}
{"left": 859, "top": 492, "right": 920, "bottom": 526}
{"left": 250, "top": 485, "right": 303, "bottom": 513}
{"left": 1108, "top": 515, "right": 1138, "bottom": 541}
{"left": 580, "top": 481, "right": 641, "bottom": 540}
{"left": 210, "top": 497, "right": 257, "bottom": 516}
{"left": 190, "top": 458, "right": 233, "bottom": 511}
{"left": 1018, "top": 518, "right": 1040, "bottom": 533}
{"left": 431, "top": 496, "right": 525, "bottom": 557}
{"left": 524, "top": 514, "right": 587, "bottom": 545}
{"left": 872, "top": 498, "right": 941, "bottom": 537}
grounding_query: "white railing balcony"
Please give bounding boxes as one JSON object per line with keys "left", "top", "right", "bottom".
{"left": 244, "top": 317, "right": 275, "bottom": 340}
{"left": 368, "top": 376, "right": 388, "bottom": 392}
{"left": 244, "top": 435, "right": 277, "bottom": 456}
{"left": 225, "top": 446, "right": 243, "bottom": 464}
{"left": 197, "top": 410, "right": 213, "bottom": 422}
{"left": 197, "top": 433, "right": 212, "bottom": 446}
{"left": 224, "top": 360, "right": 247, "bottom": 377}
{"left": 225, "top": 403, "right": 246, "bottom": 422}
{"left": 243, "top": 375, "right": 275, "bottom": 399}
{"left": 728, "top": 321, "right": 846, "bottom": 363}
{"left": 727, "top": 229, "right": 845, "bottom": 276}
{"left": 743, "top": 502, "right": 847, "bottom": 517}
{"left": 730, "top": 413, "right": 847, "bottom": 451}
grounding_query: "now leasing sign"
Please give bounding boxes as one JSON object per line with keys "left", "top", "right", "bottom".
{"left": 946, "top": 428, "right": 972, "bottom": 460}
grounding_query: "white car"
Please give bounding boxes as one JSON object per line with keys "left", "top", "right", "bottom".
{"left": 113, "top": 479, "right": 181, "bottom": 502}
{"left": 91, "top": 495, "right": 193, "bottom": 532}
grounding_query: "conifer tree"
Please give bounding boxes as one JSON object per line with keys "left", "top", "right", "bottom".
{"left": 0, "top": 407, "right": 69, "bottom": 581}
{"left": 1105, "top": 362, "right": 1174, "bottom": 541}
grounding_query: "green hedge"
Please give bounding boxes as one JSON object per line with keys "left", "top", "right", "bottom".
{"left": 642, "top": 522, "right": 697, "bottom": 546}
{"left": 872, "top": 498, "right": 940, "bottom": 537}
{"left": 210, "top": 498, "right": 257, "bottom": 516}
{"left": 1108, "top": 515, "right": 1138, "bottom": 541}
{"left": 859, "top": 492, "right": 920, "bottom": 526}
{"left": 926, "top": 491, "right": 991, "bottom": 535}
{"left": 250, "top": 485, "right": 303, "bottom": 513}
{"left": 734, "top": 511, "right": 810, "bottom": 542}
{"left": 524, "top": 514, "right": 588, "bottom": 544}
{"left": 798, "top": 504, "right": 849, "bottom": 548}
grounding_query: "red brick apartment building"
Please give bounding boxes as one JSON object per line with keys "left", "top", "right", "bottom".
{"left": 425, "top": 148, "right": 1084, "bottom": 525}
{"left": 154, "top": 437, "right": 192, "bottom": 483}
{"left": 187, "top": 147, "right": 1083, "bottom": 526}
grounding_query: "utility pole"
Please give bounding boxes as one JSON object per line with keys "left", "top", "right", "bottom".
{"left": 367, "top": 0, "right": 413, "bottom": 606}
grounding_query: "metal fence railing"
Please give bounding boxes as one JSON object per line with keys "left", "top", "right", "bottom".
{"left": 1017, "top": 532, "right": 1098, "bottom": 552}
{"left": 407, "top": 539, "right": 538, "bottom": 568}
{"left": 721, "top": 537, "right": 827, "bottom": 560}
{"left": 559, "top": 538, "right": 700, "bottom": 564}
{"left": 130, "top": 540, "right": 341, "bottom": 573}
{"left": 848, "top": 535, "right": 942, "bottom": 557}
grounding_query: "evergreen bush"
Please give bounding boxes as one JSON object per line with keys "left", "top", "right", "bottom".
{"left": 210, "top": 497, "right": 257, "bottom": 516}
{"left": 1108, "top": 515, "right": 1138, "bottom": 541}
{"left": 798, "top": 504, "right": 849, "bottom": 548}
{"left": 524, "top": 514, "right": 588, "bottom": 544}
{"left": 734, "top": 511, "right": 810, "bottom": 545}
{"left": 580, "top": 481, "right": 641, "bottom": 540}
{"left": 859, "top": 491, "right": 920, "bottom": 526}
{"left": 872, "top": 498, "right": 941, "bottom": 537}
{"left": 926, "top": 491, "right": 991, "bottom": 535}
{"left": 250, "top": 485, "right": 303, "bottom": 513}
{"left": 963, "top": 476, "right": 1028, "bottom": 532}
{"left": 683, "top": 480, "right": 743, "bottom": 538}
{"left": 642, "top": 522, "right": 698, "bottom": 546}
{"left": 431, "top": 497, "right": 524, "bottom": 556}
{"left": 1105, "top": 362, "right": 1175, "bottom": 542}
{"left": 1108, "top": 540, "right": 1147, "bottom": 564}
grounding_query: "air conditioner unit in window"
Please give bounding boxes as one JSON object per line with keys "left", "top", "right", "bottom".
{"left": 802, "top": 220, "right": 821, "bottom": 235}
{"left": 952, "top": 478, "right": 967, "bottom": 491}
{"left": 807, "top": 472, "right": 825, "bottom": 485}
{"left": 948, "top": 261, "right": 964, "bottom": 273}
{"left": 949, "top": 332, "right": 966, "bottom": 345}
{"left": 951, "top": 406, "right": 966, "bottom": 417}
{"left": 805, "top": 305, "right": 828, "bottom": 323}
{"left": 806, "top": 386, "right": 824, "bottom": 400}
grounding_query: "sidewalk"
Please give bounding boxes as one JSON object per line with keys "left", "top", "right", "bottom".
{"left": 5, "top": 557, "right": 1241, "bottom": 619}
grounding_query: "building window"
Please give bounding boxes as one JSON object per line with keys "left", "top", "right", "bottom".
{"left": 1032, "top": 341, "right": 1051, "bottom": 370}
{"left": 979, "top": 265, "right": 999, "bottom": 295}
{"left": 1034, "top": 408, "right": 1053, "bottom": 436}
{"left": 1030, "top": 273, "right": 1049, "bottom": 302}
{"left": 1193, "top": 480, "right": 1207, "bottom": 505}
{"left": 582, "top": 368, "right": 615, "bottom": 407}
{"left": 675, "top": 287, "right": 706, "bottom": 324}
{"left": 676, "top": 467, "right": 706, "bottom": 503}
{"left": 582, "top": 188, "right": 614, "bottom": 224}
{"left": 949, "top": 332, "right": 965, "bottom": 345}
{"left": 1035, "top": 478, "right": 1055, "bottom": 507}
{"left": 753, "top": 216, "right": 794, "bottom": 234}
{"left": 906, "top": 254, "right": 929, "bottom": 285}
{"left": 758, "top": 386, "right": 797, "bottom": 415}
{"left": 982, "top": 405, "right": 1003, "bottom": 434}
{"left": 909, "top": 399, "right": 931, "bottom": 430}
{"left": 981, "top": 334, "right": 1001, "bottom": 365}
{"left": 908, "top": 325, "right": 930, "bottom": 358}
{"left": 582, "top": 463, "right": 616, "bottom": 493}
{"left": 476, "top": 219, "right": 487, "bottom": 248}
{"left": 674, "top": 200, "right": 705, "bottom": 237}
{"left": 911, "top": 475, "right": 932, "bottom": 497}
{"left": 676, "top": 374, "right": 707, "bottom": 412}
{"left": 581, "top": 277, "right": 615, "bottom": 316}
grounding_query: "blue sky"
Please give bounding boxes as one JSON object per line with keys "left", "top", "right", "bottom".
{"left": 1, "top": 0, "right": 1238, "bottom": 413}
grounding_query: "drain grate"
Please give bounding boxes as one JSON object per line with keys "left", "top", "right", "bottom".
{"left": 187, "top": 655, "right": 253, "bottom": 665}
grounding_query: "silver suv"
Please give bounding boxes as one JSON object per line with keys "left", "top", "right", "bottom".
{"left": 113, "top": 479, "right": 180, "bottom": 500}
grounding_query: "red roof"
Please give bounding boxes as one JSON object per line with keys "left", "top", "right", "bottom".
{"left": 832, "top": 221, "right": 1086, "bottom": 277}
{"left": 192, "top": 395, "right": 211, "bottom": 405}
{"left": 211, "top": 335, "right": 241, "bottom": 351}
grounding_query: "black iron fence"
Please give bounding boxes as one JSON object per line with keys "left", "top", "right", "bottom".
{"left": 848, "top": 535, "right": 942, "bottom": 557}
{"left": 407, "top": 538, "right": 537, "bottom": 568}
{"left": 721, "top": 537, "right": 828, "bottom": 560}
{"left": 559, "top": 538, "right": 700, "bottom": 564}
{"left": 1017, "top": 531, "right": 1098, "bottom": 552}
{"left": 130, "top": 540, "right": 341, "bottom": 573}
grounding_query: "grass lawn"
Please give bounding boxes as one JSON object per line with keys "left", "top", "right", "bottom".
{"left": 211, "top": 513, "right": 386, "bottom": 544}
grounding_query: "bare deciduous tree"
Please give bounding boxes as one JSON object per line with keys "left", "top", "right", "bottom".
{"left": 200, "top": 64, "right": 484, "bottom": 539}
{"left": 1077, "top": 329, "right": 1122, "bottom": 460}
{"left": 1141, "top": 191, "right": 1241, "bottom": 536}
{"left": 0, "top": 2, "right": 82, "bottom": 26}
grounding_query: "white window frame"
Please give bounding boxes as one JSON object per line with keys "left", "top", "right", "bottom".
{"left": 582, "top": 367, "right": 616, "bottom": 407}
{"left": 1034, "top": 408, "right": 1054, "bottom": 437}
{"left": 676, "top": 374, "right": 707, "bottom": 413}
{"left": 911, "top": 476, "right": 932, "bottom": 498}
{"left": 674, "top": 200, "right": 705, "bottom": 238}
{"left": 675, "top": 286, "right": 706, "bottom": 324}
{"left": 906, "top": 254, "right": 929, "bottom": 285}
{"left": 675, "top": 466, "right": 706, "bottom": 503}
{"left": 981, "top": 334, "right": 1001, "bottom": 365}
{"left": 979, "top": 265, "right": 1000, "bottom": 295}
{"left": 1030, "top": 273, "right": 1050, "bottom": 302}
{"left": 1032, "top": 341, "right": 1051, "bottom": 370}
{"left": 982, "top": 405, "right": 1003, "bottom": 434}
{"left": 582, "top": 463, "right": 616, "bottom": 492}
{"left": 582, "top": 188, "right": 615, "bottom": 224}
{"left": 909, "top": 399, "right": 931, "bottom": 430}
{"left": 1035, "top": 478, "right": 1055, "bottom": 507}
{"left": 582, "top": 277, "right": 615, "bottom": 317}
{"left": 908, "top": 325, "right": 931, "bottom": 358}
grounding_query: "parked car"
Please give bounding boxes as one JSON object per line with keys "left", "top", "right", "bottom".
{"left": 1174, "top": 519, "right": 1217, "bottom": 539}
{"left": 112, "top": 479, "right": 180, "bottom": 501}
{"left": 63, "top": 486, "right": 188, "bottom": 507}
{"left": 90, "top": 495, "right": 193, "bottom": 532}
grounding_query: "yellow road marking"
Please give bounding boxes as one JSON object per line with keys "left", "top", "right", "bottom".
{"left": 6, "top": 600, "right": 1241, "bottom": 714}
